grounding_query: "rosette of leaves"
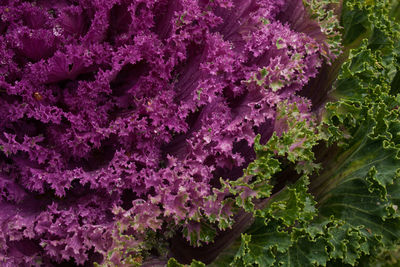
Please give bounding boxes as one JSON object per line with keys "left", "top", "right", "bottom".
{"left": 1, "top": 0, "right": 400, "bottom": 266}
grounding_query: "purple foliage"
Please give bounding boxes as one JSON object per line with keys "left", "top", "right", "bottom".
{"left": 0, "top": 0, "right": 329, "bottom": 264}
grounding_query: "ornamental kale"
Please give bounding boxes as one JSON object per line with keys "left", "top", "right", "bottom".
{"left": 0, "top": 0, "right": 399, "bottom": 266}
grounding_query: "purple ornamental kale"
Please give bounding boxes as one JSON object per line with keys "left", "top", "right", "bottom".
{"left": 0, "top": 0, "right": 332, "bottom": 265}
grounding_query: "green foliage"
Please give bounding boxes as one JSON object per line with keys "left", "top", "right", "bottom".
{"left": 167, "top": 258, "right": 206, "bottom": 267}
{"left": 182, "top": 221, "right": 217, "bottom": 247}
{"left": 226, "top": 100, "right": 322, "bottom": 214}
{"left": 210, "top": 0, "right": 400, "bottom": 266}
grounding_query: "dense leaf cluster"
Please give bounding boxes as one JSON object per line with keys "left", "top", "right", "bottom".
{"left": 1, "top": 0, "right": 400, "bottom": 266}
